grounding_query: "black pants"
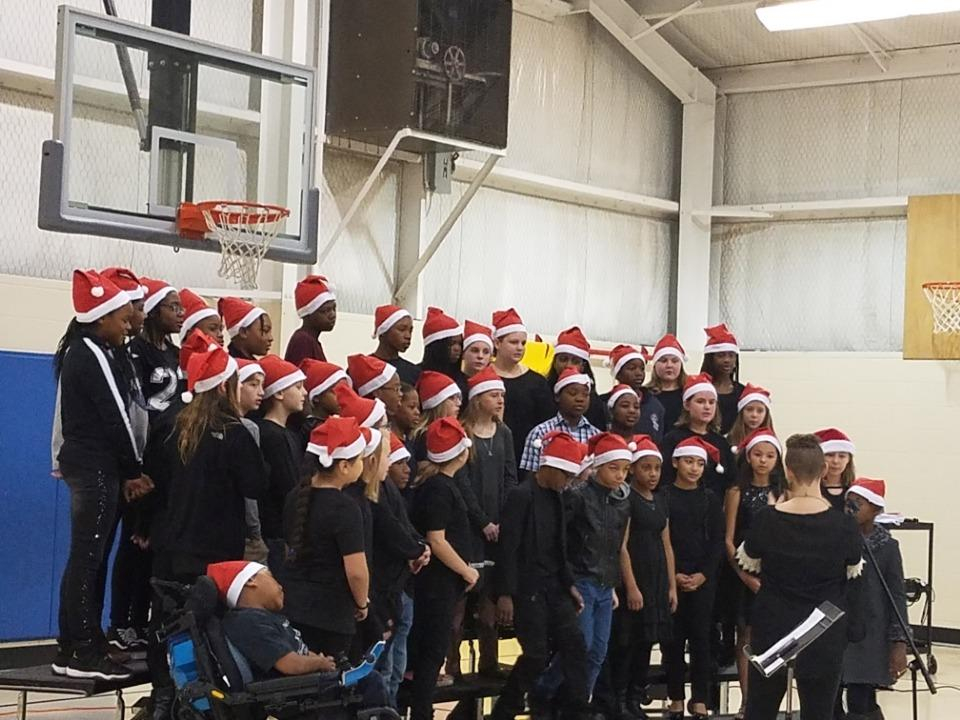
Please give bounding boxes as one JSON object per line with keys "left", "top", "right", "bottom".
{"left": 297, "top": 625, "right": 354, "bottom": 659}
{"left": 611, "top": 640, "right": 654, "bottom": 694}
{"left": 408, "top": 583, "right": 461, "bottom": 720}
{"left": 110, "top": 515, "right": 153, "bottom": 629}
{"left": 491, "top": 587, "right": 590, "bottom": 720}
{"left": 846, "top": 684, "right": 878, "bottom": 714}
{"left": 746, "top": 665, "right": 842, "bottom": 720}
{"left": 58, "top": 468, "right": 121, "bottom": 655}
{"left": 662, "top": 582, "right": 715, "bottom": 704}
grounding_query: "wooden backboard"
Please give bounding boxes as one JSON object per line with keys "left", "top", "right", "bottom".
{"left": 904, "top": 195, "right": 960, "bottom": 359}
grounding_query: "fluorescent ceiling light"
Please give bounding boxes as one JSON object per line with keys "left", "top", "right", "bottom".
{"left": 756, "top": 0, "right": 960, "bottom": 32}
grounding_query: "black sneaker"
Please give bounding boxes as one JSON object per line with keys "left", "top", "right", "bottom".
{"left": 51, "top": 647, "right": 70, "bottom": 676}
{"left": 66, "top": 651, "right": 133, "bottom": 680}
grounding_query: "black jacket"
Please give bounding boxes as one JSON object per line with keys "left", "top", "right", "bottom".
{"left": 373, "top": 481, "right": 427, "bottom": 600}
{"left": 566, "top": 481, "right": 631, "bottom": 588}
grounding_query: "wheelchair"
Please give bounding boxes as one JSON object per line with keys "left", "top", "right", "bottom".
{"left": 153, "top": 576, "right": 399, "bottom": 720}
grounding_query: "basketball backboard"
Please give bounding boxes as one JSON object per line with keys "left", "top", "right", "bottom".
{"left": 38, "top": 5, "right": 319, "bottom": 264}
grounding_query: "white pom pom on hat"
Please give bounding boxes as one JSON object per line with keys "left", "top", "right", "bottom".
{"left": 91, "top": 285, "right": 105, "bottom": 298}
{"left": 628, "top": 441, "right": 637, "bottom": 452}
{"left": 717, "top": 463, "right": 725, "bottom": 474}
{"left": 181, "top": 391, "right": 194, "bottom": 404}
{"left": 533, "top": 438, "right": 544, "bottom": 449}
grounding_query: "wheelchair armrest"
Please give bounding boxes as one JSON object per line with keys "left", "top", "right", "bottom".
{"left": 244, "top": 670, "right": 341, "bottom": 697}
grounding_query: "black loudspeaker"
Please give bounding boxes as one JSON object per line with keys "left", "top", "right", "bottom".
{"left": 326, "top": 0, "right": 512, "bottom": 152}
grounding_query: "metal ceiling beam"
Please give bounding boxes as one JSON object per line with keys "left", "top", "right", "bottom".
{"left": 514, "top": 0, "right": 577, "bottom": 21}
{"left": 634, "top": 0, "right": 756, "bottom": 20}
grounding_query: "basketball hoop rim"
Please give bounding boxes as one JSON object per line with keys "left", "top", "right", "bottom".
{"left": 923, "top": 281, "right": 960, "bottom": 290}
{"left": 192, "top": 200, "right": 291, "bottom": 226}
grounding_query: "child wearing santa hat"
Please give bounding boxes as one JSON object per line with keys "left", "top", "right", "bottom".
{"left": 461, "top": 320, "right": 495, "bottom": 378}
{"left": 179, "top": 289, "right": 224, "bottom": 346}
{"left": 371, "top": 304, "right": 420, "bottom": 386}
{"left": 419, "top": 306, "right": 467, "bottom": 399}
{"left": 700, "top": 324, "right": 747, "bottom": 435}
{"left": 545, "top": 326, "right": 607, "bottom": 434}
{"left": 726, "top": 384, "right": 776, "bottom": 455}
{"left": 348, "top": 353, "right": 403, "bottom": 421}
{"left": 644, "top": 334, "right": 689, "bottom": 433}
{"left": 128, "top": 278, "right": 184, "bottom": 415}
{"left": 599, "top": 344, "right": 666, "bottom": 442}
{"left": 219, "top": 296, "right": 273, "bottom": 359}
{"left": 816, "top": 428, "right": 857, "bottom": 512}
{"left": 409, "top": 371, "right": 463, "bottom": 480}
{"left": 285, "top": 275, "right": 336, "bottom": 366}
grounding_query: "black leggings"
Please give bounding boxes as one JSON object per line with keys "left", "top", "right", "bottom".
{"left": 408, "top": 584, "right": 460, "bottom": 720}
{"left": 846, "top": 684, "right": 879, "bottom": 714}
{"left": 110, "top": 515, "right": 153, "bottom": 629}
{"left": 746, "top": 665, "right": 842, "bottom": 720}
{"left": 661, "top": 583, "right": 716, "bottom": 704}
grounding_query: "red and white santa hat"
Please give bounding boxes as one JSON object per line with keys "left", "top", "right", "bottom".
{"left": 703, "top": 323, "right": 740, "bottom": 354}
{"left": 847, "top": 477, "right": 886, "bottom": 509}
{"left": 307, "top": 415, "right": 366, "bottom": 467}
{"left": 259, "top": 355, "right": 306, "bottom": 399}
{"left": 631, "top": 434, "right": 663, "bottom": 463}
{"left": 72, "top": 269, "right": 130, "bottom": 323}
{"left": 554, "top": 327, "right": 591, "bottom": 361}
{"left": 295, "top": 275, "right": 336, "bottom": 318}
{"left": 206, "top": 560, "right": 267, "bottom": 608}
{"left": 334, "top": 384, "right": 387, "bottom": 428}
{"left": 426, "top": 417, "right": 473, "bottom": 463}
{"left": 141, "top": 277, "right": 178, "bottom": 315}
{"left": 673, "top": 436, "right": 723, "bottom": 472}
{"left": 491, "top": 308, "right": 527, "bottom": 339}
{"left": 182, "top": 346, "right": 238, "bottom": 403}
{"left": 815, "top": 428, "right": 855, "bottom": 455}
{"left": 651, "top": 334, "right": 687, "bottom": 364}
{"left": 300, "top": 359, "right": 351, "bottom": 401}
{"left": 606, "top": 344, "right": 650, "bottom": 378}
{"left": 554, "top": 366, "right": 592, "bottom": 395}
{"left": 463, "top": 320, "right": 494, "bottom": 351}
{"left": 372, "top": 304, "right": 412, "bottom": 339}
{"left": 101, "top": 267, "right": 147, "bottom": 302}
{"left": 388, "top": 432, "right": 411, "bottom": 465}
{"left": 236, "top": 358, "right": 265, "bottom": 383}
{"left": 361, "top": 426, "right": 383, "bottom": 458}
{"left": 422, "top": 306, "right": 462, "bottom": 346}
{"left": 738, "top": 383, "right": 772, "bottom": 412}
{"left": 607, "top": 383, "right": 639, "bottom": 409}
{"left": 417, "top": 371, "right": 462, "bottom": 410}
{"left": 179, "top": 329, "right": 220, "bottom": 372}
{"left": 534, "top": 430, "right": 588, "bottom": 474}
{"left": 587, "top": 432, "right": 636, "bottom": 468}
{"left": 218, "top": 297, "right": 266, "bottom": 338}
{"left": 467, "top": 365, "right": 505, "bottom": 400}
{"left": 741, "top": 427, "right": 782, "bottom": 456}
{"left": 347, "top": 354, "right": 397, "bottom": 397}
{"left": 179, "top": 289, "right": 219, "bottom": 342}
{"left": 683, "top": 372, "right": 717, "bottom": 402}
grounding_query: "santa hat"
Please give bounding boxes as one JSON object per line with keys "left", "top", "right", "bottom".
{"left": 587, "top": 432, "right": 635, "bottom": 468}
{"left": 237, "top": 358, "right": 264, "bottom": 383}
{"left": 683, "top": 372, "right": 717, "bottom": 402}
{"left": 179, "top": 289, "right": 219, "bottom": 342}
{"left": 703, "top": 323, "right": 740, "bottom": 354}
{"left": 606, "top": 344, "right": 649, "bottom": 378}
{"left": 467, "top": 366, "right": 505, "bottom": 400}
{"left": 347, "top": 354, "right": 397, "bottom": 397}
{"left": 631, "top": 434, "right": 663, "bottom": 463}
{"left": 847, "top": 477, "right": 886, "bottom": 509}
{"left": 218, "top": 297, "right": 266, "bottom": 338}
{"left": 182, "top": 347, "right": 238, "bottom": 403}
{"left": 373, "top": 304, "right": 412, "bottom": 339}
{"left": 426, "top": 417, "right": 472, "bottom": 463}
{"left": 673, "top": 436, "right": 723, "bottom": 472}
{"left": 417, "top": 371, "right": 461, "bottom": 410}
{"left": 554, "top": 366, "right": 592, "bottom": 395}
{"left": 651, "top": 334, "right": 687, "bottom": 364}
{"left": 388, "top": 433, "right": 411, "bottom": 465}
{"left": 101, "top": 267, "right": 147, "bottom": 302}
{"left": 259, "top": 355, "right": 306, "bottom": 399}
{"left": 491, "top": 308, "right": 527, "bottom": 338}
{"left": 206, "top": 561, "right": 266, "bottom": 608}
{"left": 463, "top": 320, "right": 494, "bottom": 351}
{"left": 361, "top": 427, "right": 383, "bottom": 458}
{"left": 534, "top": 431, "right": 588, "bottom": 474}
{"left": 295, "top": 275, "right": 336, "bottom": 318}
{"left": 607, "top": 384, "right": 639, "bottom": 410}
{"left": 179, "top": 329, "right": 220, "bottom": 371}
{"left": 306, "top": 415, "right": 366, "bottom": 467}
{"left": 738, "top": 383, "right": 772, "bottom": 412}
{"left": 72, "top": 269, "right": 129, "bottom": 323}
{"left": 554, "top": 327, "right": 591, "bottom": 361}
{"left": 815, "top": 428, "right": 855, "bottom": 455}
{"left": 141, "top": 277, "right": 178, "bottom": 315}
{"left": 334, "top": 384, "right": 387, "bottom": 428}
{"left": 741, "top": 427, "right": 782, "bottom": 456}
{"left": 300, "top": 359, "right": 351, "bottom": 401}
{"left": 422, "top": 306, "right": 462, "bottom": 346}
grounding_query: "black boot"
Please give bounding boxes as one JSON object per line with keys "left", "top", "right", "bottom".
{"left": 625, "top": 683, "right": 649, "bottom": 718}
{"left": 613, "top": 690, "right": 639, "bottom": 720}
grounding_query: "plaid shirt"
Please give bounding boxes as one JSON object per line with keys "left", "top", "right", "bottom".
{"left": 519, "top": 413, "right": 601, "bottom": 472}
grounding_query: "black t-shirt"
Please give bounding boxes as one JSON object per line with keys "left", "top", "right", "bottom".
{"left": 502, "top": 369, "right": 554, "bottom": 467}
{"left": 411, "top": 473, "right": 473, "bottom": 591}
{"left": 223, "top": 607, "right": 309, "bottom": 678}
{"left": 717, "top": 380, "right": 746, "bottom": 435}
{"left": 651, "top": 387, "right": 683, "bottom": 434}
{"left": 255, "top": 419, "right": 303, "bottom": 539}
{"left": 386, "top": 355, "right": 421, "bottom": 387}
{"left": 663, "top": 483, "right": 724, "bottom": 578}
{"left": 281, "top": 487, "right": 365, "bottom": 633}
{"left": 128, "top": 335, "right": 182, "bottom": 415}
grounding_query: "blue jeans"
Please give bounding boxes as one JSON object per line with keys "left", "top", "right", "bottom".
{"left": 538, "top": 578, "right": 613, "bottom": 698}
{"left": 377, "top": 592, "right": 414, "bottom": 705}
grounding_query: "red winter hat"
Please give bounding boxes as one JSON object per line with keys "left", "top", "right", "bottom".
{"left": 534, "top": 430, "right": 588, "bottom": 474}
{"left": 206, "top": 561, "right": 267, "bottom": 608}
{"left": 607, "top": 384, "right": 639, "bottom": 410}
{"left": 347, "top": 354, "right": 397, "bottom": 397}
{"left": 361, "top": 427, "right": 383, "bottom": 458}
{"left": 651, "top": 334, "right": 687, "bottom": 364}
{"left": 422, "top": 306, "right": 462, "bottom": 346}
{"left": 606, "top": 344, "right": 649, "bottom": 378}
{"left": 631, "top": 434, "right": 662, "bottom": 463}
{"left": 742, "top": 427, "right": 782, "bottom": 456}
{"left": 388, "top": 432, "right": 411, "bottom": 465}
{"left": 334, "top": 384, "right": 387, "bottom": 428}
{"left": 491, "top": 308, "right": 527, "bottom": 338}
{"left": 704, "top": 323, "right": 739, "bottom": 354}
{"left": 463, "top": 320, "right": 494, "bottom": 351}
{"left": 683, "top": 372, "right": 717, "bottom": 402}
{"left": 183, "top": 346, "right": 238, "bottom": 403}
{"left": 738, "top": 383, "right": 772, "bottom": 412}
{"left": 587, "top": 432, "right": 635, "bottom": 468}
{"left": 306, "top": 415, "right": 366, "bottom": 467}
{"left": 554, "top": 366, "right": 592, "bottom": 395}
{"left": 847, "top": 477, "right": 886, "bottom": 509}
{"left": 72, "top": 269, "right": 129, "bottom": 323}
{"left": 300, "top": 359, "right": 350, "bottom": 401}
{"left": 373, "top": 304, "right": 412, "bottom": 339}
{"left": 426, "top": 417, "right": 472, "bottom": 463}
{"left": 554, "top": 327, "right": 591, "bottom": 361}
{"left": 237, "top": 358, "right": 265, "bottom": 383}
{"left": 295, "top": 275, "right": 336, "bottom": 318}
{"left": 141, "top": 277, "right": 177, "bottom": 315}
{"left": 416, "top": 371, "right": 461, "bottom": 410}
{"left": 815, "top": 428, "right": 855, "bottom": 455}
{"left": 219, "top": 297, "right": 266, "bottom": 338}
{"left": 179, "top": 289, "right": 219, "bottom": 342}
{"left": 467, "top": 366, "right": 505, "bottom": 400}
{"left": 673, "top": 436, "right": 723, "bottom": 472}
{"left": 101, "top": 267, "right": 146, "bottom": 302}
{"left": 179, "top": 329, "right": 220, "bottom": 371}
{"left": 259, "top": 355, "right": 306, "bottom": 399}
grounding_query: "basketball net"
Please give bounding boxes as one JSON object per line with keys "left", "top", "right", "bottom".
{"left": 923, "top": 282, "right": 960, "bottom": 335}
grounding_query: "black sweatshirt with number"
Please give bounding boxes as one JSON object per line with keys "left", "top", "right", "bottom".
{"left": 127, "top": 335, "right": 182, "bottom": 415}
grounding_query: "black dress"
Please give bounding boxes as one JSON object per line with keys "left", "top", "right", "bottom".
{"left": 734, "top": 483, "right": 775, "bottom": 623}
{"left": 501, "top": 369, "right": 553, "bottom": 467}
{"left": 717, "top": 380, "right": 746, "bottom": 436}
